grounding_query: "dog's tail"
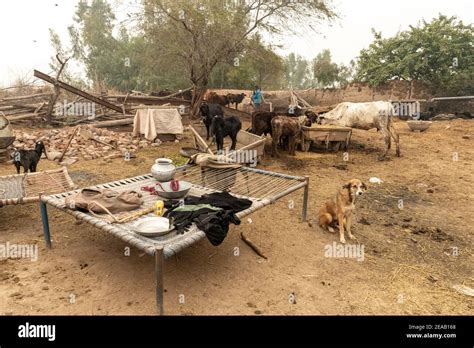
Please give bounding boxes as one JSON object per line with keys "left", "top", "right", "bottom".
{"left": 318, "top": 212, "right": 333, "bottom": 228}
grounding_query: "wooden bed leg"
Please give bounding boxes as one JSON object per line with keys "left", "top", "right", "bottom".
{"left": 39, "top": 198, "right": 52, "bottom": 249}
{"left": 155, "top": 245, "right": 164, "bottom": 316}
{"left": 301, "top": 176, "right": 309, "bottom": 222}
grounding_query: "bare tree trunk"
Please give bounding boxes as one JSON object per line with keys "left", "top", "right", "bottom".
{"left": 190, "top": 85, "right": 207, "bottom": 119}
{"left": 45, "top": 54, "right": 70, "bottom": 124}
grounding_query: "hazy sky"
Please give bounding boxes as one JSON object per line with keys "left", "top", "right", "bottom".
{"left": 0, "top": 0, "right": 472, "bottom": 86}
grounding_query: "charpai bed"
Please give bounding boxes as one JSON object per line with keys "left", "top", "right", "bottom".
{"left": 39, "top": 164, "right": 309, "bottom": 314}
{"left": 0, "top": 167, "right": 76, "bottom": 207}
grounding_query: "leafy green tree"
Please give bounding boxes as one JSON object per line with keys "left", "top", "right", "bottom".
{"left": 210, "top": 35, "right": 285, "bottom": 89}
{"left": 143, "top": 0, "right": 335, "bottom": 115}
{"left": 312, "top": 49, "right": 339, "bottom": 87}
{"left": 355, "top": 15, "right": 474, "bottom": 95}
{"left": 284, "top": 53, "right": 313, "bottom": 89}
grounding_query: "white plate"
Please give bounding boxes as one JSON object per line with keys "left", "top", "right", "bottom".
{"left": 132, "top": 217, "right": 174, "bottom": 237}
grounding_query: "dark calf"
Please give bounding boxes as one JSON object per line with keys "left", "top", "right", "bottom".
{"left": 212, "top": 115, "right": 242, "bottom": 152}
{"left": 200, "top": 102, "right": 224, "bottom": 140}
{"left": 250, "top": 111, "right": 277, "bottom": 136}
{"left": 13, "top": 141, "right": 47, "bottom": 174}
{"left": 226, "top": 93, "right": 246, "bottom": 109}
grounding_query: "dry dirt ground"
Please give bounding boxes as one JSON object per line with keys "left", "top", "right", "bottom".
{"left": 0, "top": 119, "right": 473, "bottom": 315}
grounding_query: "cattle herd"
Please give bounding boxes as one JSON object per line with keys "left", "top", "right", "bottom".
{"left": 198, "top": 90, "right": 402, "bottom": 158}
{"left": 200, "top": 91, "right": 330, "bottom": 157}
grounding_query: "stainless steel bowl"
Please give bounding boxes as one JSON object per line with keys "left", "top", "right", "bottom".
{"left": 155, "top": 180, "right": 192, "bottom": 199}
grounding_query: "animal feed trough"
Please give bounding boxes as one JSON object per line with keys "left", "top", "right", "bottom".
{"left": 190, "top": 123, "right": 266, "bottom": 164}
{"left": 300, "top": 125, "right": 352, "bottom": 152}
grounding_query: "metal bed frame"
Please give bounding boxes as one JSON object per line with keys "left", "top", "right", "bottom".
{"left": 39, "top": 164, "right": 309, "bottom": 314}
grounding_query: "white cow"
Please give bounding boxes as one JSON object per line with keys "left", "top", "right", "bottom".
{"left": 318, "top": 101, "right": 400, "bottom": 157}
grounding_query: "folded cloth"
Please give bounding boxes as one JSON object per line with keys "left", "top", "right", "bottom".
{"left": 188, "top": 153, "right": 241, "bottom": 169}
{"left": 65, "top": 188, "right": 143, "bottom": 214}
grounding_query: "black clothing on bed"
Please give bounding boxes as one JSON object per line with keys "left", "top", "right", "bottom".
{"left": 164, "top": 192, "right": 252, "bottom": 246}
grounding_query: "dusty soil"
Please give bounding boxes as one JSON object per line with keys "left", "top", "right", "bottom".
{"left": 0, "top": 119, "right": 473, "bottom": 315}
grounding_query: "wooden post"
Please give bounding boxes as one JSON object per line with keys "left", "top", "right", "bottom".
{"left": 301, "top": 176, "right": 309, "bottom": 222}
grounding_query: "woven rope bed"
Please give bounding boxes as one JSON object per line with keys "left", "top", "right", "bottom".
{"left": 39, "top": 164, "right": 309, "bottom": 314}
{"left": 0, "top": 167, "right": 76, "bottom": 207}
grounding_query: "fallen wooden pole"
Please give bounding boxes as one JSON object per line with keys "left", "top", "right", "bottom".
{"left": 0, "top": 93, "right": 53, "bottom": 102}
{"left": 34, "top": 70, "right": 126, "bottom": 114}
{"left": 240, "top": 231, "right": 267, "bottom": 259}
{"left": 6, "top": 112, "right": 46, "bottom": 121}
{"left": 189, "top": 124, "right": 214, "bottom": 155}
{"left": 90, "top": 118, "right": 134, "bottom": 128}
{"left": 58, "top": 127, "right": 78, "bottom": 163}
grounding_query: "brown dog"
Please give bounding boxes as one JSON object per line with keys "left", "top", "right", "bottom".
{"left": 318, "top": 179, "right": 367, "bottom": 243}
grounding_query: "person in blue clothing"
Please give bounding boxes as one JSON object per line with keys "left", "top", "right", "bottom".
{"left": 251, "top": 85, "right": 264, "bottom": 110}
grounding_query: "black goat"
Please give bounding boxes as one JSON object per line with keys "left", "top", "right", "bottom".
{"left": 211, "top": 115, "right": 242, "bottom": 152}
{"left": 200, "top": 102, "right": 224, "bottom": 140}
{"left": 13, "top": 141, "right": 47, "bottom": 174}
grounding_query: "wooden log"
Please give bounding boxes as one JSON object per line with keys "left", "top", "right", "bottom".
{"left": 240, "top": 231, "right": 267, "bottom": 259}
{"left": 58, "top": 127, "right": 79, "bottom": 163}
{"left": 0, "top": 93, "right": 53, "bottom": 102}
{"left": 6, "top": 112, "right": 45, "bottom": 121}
{"left": 189, "top": 124, "right": 214, "bottom": 155}
{"left": 292, "top": 90, "right": 313, "bottom": 108}
{"left": 34, "top": 70, "right": 125, "bottom": 114}
{"left": 89, "top": 118, "right": 134, "bottom": 128}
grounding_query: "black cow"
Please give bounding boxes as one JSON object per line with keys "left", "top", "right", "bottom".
{"left": 200, "top": 102, "right": 224, "bottom": 140}
{"left": 226, "top": 93, "right": 246, "bottom": 109}
{"left": 249, "top": 111, "right": 277, "bottom": 136}
{"left": 212, "top": 115, "right": 242, "bottom": 152}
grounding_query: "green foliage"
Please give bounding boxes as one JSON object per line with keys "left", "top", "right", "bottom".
{"left": 312, "top": 49, "right": 338, "bottom": 87}
{"left": 49, "top": 0, "right": 335, "bottom": 97}
{"left": 209, "top": 35, "right": 285, "bottom": 89}
{"left": 312, "top": 49, "right": 354, "bottom": 88}
{"left": 284, "top": 53, "right": 313, "bottom": 89}
{"left": 355, "top": 15, "right": 474, "bottom": 95}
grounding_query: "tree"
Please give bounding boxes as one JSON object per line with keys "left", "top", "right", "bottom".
{"left": 68, "top": 0, "right": 121, "bottom": 92}
{"left": 284, "top": 53, "right": 313, "bottom": 89}
{"left": 355, "top": 15, "right": 474, "bottom": 95}
{"left": 143, "top": 0, "right": 335, "bottom": 116}
{"left": 312, "top": 49, "right": 339, "bottom": 88}
{"left": 210, "top": 34, "right": 285, "bottom": 89}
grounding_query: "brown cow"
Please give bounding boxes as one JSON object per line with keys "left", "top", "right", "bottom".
{"left": 206, "top": 91, "right": 229, "bottom": 106}
{"left": 271, "top": 116, "right": 311, "bottom": 156}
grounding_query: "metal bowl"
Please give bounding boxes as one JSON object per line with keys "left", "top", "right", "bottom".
{"left": 180, "top": 147, "right": 200, "bottom": 158}
{"left": 155, "top": 180, "right": 192, "bottom": 199}
{"left": 407, "top": 120, "right": 432, "bottom": 132}
{"left": 132, "top": 217, "right": 175, "bottom": 237}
